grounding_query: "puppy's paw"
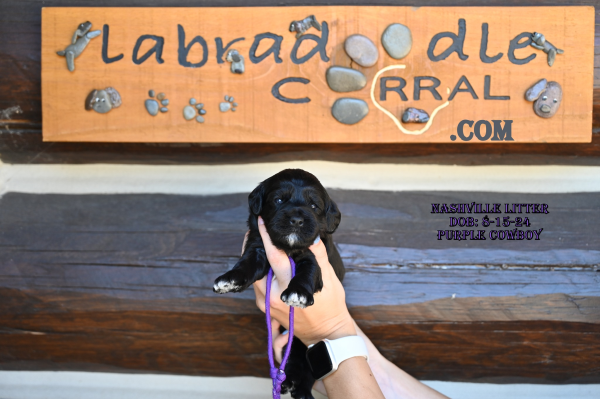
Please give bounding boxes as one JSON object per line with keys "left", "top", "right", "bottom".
{"left": 282, "top": 376, "right": 314, "bottom": 399}
{"left": 291, "top": 387, "right": 315, "bottom": 399}
{"left": 281, "top": 378, "right": 294, "bottom": 395}
{"left": 213, "top": 270, "right": 248, "bottom": 294}
{"left": 281, "top": 286, "right": 314, "bottom": 308}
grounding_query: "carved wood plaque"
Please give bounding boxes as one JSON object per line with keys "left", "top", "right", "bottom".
{"left": 41, "top": 6, "right": 594, "bottom": 143}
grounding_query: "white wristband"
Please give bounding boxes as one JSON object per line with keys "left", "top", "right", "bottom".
{"left": 306, "top": 335, "right": 369, "bottom": 380}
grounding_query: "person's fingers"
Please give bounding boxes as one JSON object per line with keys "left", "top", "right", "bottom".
{"left": 241, "top": 231, "right": 250, "bottom": 256}
{"left": 270, "top": 319, "right": 285, "bottom": 364}
{"left": 253, "top": 282, "right": 266, "bottom": 313}
{"left": 258, "top": 216, "right": 292, "bottom": 286}
{"left": 254, "top": 273, "right": 267, "bottom": 296}
{"left": 308, "top": 236, "right": 328, "bottom": 263}
{"left": 273, "top": 329, "right": 290, "bottom": 365}
{"left": 308, "top": 236, "right": 334, "bottom": 278}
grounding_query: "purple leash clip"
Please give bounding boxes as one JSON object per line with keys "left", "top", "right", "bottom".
{"left": 265, "top": 256, "right": 296, "bottom": 399}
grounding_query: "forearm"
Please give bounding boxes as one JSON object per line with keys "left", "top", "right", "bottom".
{"left": 357, "top": 324, "right": 450, "bottom": 399}
{"left": 368, "top": 353, "right": 449, "bottom": 399}
{"left": 322, "top": 356, "right": 386, "bottom": 399}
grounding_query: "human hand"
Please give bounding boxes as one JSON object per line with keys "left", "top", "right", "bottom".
{"left": 252, "top": 216, "right": 356, "bottom": 347}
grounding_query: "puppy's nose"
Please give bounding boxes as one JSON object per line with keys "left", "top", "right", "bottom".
{"left": 290, "top": 216, "right": 304, "bottom": 227}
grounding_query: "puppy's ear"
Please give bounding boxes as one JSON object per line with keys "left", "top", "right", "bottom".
{"left": 248, "top": 183, "right": 265, "bottom": 216}
{"left": 325, "top": 199, "right": 341, "bottom": 234}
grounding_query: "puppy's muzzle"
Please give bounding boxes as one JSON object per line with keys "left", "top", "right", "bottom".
{"left": 290, "top": 215, "right": 304, "bottom": 227}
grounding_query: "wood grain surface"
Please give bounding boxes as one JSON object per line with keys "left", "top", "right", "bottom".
{"left": 0, "top": 191, "right": 598, "bottom": 381}
{"left": 2, "top": 1, "right": 600, "bottom": 163}
{"left": 41, "top": 6, "right": 594, "bottom": 143}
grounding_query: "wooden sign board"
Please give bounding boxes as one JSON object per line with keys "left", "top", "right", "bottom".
{"left": 41, "top": 6, "right": 594, "bottom": 143}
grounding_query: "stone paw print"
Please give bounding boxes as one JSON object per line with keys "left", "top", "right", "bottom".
{"left": 183, "top": 98, "right": 207, "bottom": 123}
{"left": 324, "top": 23, "right": 412, "bottom": 125}
{"left": 219, "top": 95, "right": 237, "bottom": 112}
{"left": 145, "top": 90, "right": 169, "bottom": 116}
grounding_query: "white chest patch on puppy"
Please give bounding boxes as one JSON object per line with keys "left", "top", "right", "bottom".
{"left": 287, "top": 233, "right": 299, "bottom": 247}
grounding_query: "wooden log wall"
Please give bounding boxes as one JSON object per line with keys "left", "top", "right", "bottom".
{"left": 1, "top": 0, "right": 600, "bottom": 385}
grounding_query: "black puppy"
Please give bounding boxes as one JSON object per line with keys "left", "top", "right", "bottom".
{"left": 213, "top": 168, "right": 345, "bottom": 398}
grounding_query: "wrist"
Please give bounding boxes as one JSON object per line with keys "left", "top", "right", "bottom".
{"left": 325, "top": 319, "right": 357, "bottom": 341}
{"left": 306, "top": 314, "right": 356, "bottom": 346}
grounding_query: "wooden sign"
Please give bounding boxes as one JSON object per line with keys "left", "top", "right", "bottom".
{"left": 41, "top": 6, "right": 594, "bottom": 143}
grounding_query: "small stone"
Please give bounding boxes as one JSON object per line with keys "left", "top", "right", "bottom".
{"left": 196, "top": 103, "right": 204, "bottom": 109}
{"left": 104, "top": 87, "right": 122, "bottom": 108}
{"left": 190, "top": 98, "right": 196, "bottom": 105}
{"left": 149, "top": 89, "right": 155, "bottom": 98}
{"left": 220, "top": 102, "right": 232, "bottom": 112}
{"left": 196, "top": 115, "right": 205, "bottom": 123}
{"left": 326, "top": 66, "right": 367, "bottom": 92}
{"left": 233, "top": 102, "right": 238, "bottom": 107}
{"left": 533, "top": 81, "right": 562, "bottom": 118}
{"left": 157, "top": 93, "right": 166, "bottom": 101}
{"left": 229, "top": 96, "right": 234, "bottom": 102}
{"left": 231, "top": 108, "right": 236, "bottom": 112}
{"left": 160, "top": 107, "right": 168, "bottom": 113}
{"left": 525, "top": 78, "right": 548, "bottom": 102}
{"left": 224, "top": 95, "right": 230, "bottom": 101}
{"left": 90, "top": 90, "right": 113, "bottom": 114}
{"left": 402, "top": 107, "right": 430, "bottom": 123}
{"left": 199, "top": 109, "right": 206, "bottom": 115}
{"left": 344, "top": 34, "right": 379, "bottom": 67}
{"left": 331, "top": 98, "right": 369, "bottom": 125}
{"left": 183, "top": 105, "right": 196, "bottom": 120}
{"left": 161, "top": 99, "right": 169, "bottom": 106}
{"left": 382, "top": 23, "right": 413, "bottom": 60}
{"left": 145, "top": 99, "right": 159, "bottom": 116}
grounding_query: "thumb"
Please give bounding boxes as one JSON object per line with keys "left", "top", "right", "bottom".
{"left": 308, "top": 236, "right": 328, "bottom": 265}
{"left": 258, "top": 216, "right": 292, "bottom": 287}
{"left": 308, "top": 236, "right": 335, "bottom": 278}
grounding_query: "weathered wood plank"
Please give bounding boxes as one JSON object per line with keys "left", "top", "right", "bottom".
{"left": 0, "top": 191, "right": 598, "bottom": 381}
{"left": 1, "top": 289, "right": 598, "bottom": 382}
{"left": 1, "top": 0, "right": 600, "bottom": 161}
{"left": 3, "top": 131, "right": 600, "bottom": 165}
{"left": 1, "top": 191, "right": 597, "bottom": 253}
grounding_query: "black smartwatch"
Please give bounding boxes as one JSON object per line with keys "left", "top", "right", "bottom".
{"left": 305, "top": 336, "right": 369, "bottom": 380}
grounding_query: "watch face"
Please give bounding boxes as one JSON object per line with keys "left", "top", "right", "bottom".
{"left": 306, "top": 341, "right": 334, "bottom": 380}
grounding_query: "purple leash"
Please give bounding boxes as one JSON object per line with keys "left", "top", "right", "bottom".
{"left": 265, "top": 256, "right": 296, "bottom": 399}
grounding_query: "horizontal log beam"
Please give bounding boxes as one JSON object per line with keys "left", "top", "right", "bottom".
{"left": 1, "top": 289, "right": 599, "bottom": 383}
{"left": 2, "top": 131, "right": 600, "bottom": 165}
{"left": 0, "top": 1, "right": 599, "bottom": 164}
{"left": 0, "top": 191, "right": 598, "bottom": 381}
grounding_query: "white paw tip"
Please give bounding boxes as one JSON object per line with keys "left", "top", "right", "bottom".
{"left": 213, "top": 279, "right": 240, "bottom": 293}
{"left": 283, "top": 292, "right": 307, "bottom": 308}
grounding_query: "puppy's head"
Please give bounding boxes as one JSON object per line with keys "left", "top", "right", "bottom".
{"left": 248, "top": 169, "right": 341, "bottom": 250}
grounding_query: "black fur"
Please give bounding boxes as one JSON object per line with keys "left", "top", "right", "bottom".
{"left": 213, "top": 169, "right": 345, "bottom": 399}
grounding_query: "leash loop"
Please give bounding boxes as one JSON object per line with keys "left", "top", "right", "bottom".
{"left": 265, "top": 256, "right": 296, "bottom": 399}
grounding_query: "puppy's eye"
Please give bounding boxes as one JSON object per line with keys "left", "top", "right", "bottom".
{"left": 311, "top": 204, "right": 317, "bottom": 209}
{"left": 275, "top": 198, "right": 283, "bottom": 204}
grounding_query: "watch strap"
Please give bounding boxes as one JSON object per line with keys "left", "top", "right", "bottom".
{"left": 327, "top": 335, "right": 369, "bottom": 365}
